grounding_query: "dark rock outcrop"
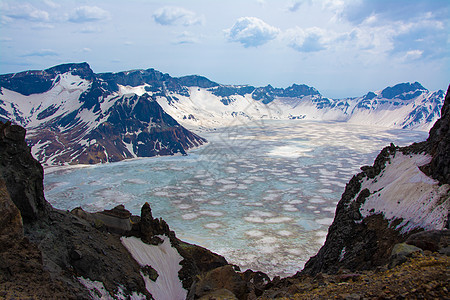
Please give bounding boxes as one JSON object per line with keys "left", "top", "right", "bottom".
{"left": 0, "top": 122, "right": 50, "bottom": 222}
{"left": 0, "top": 176, "right": 76, "bottom": 299}
{"left": 406, "top": 230, "right": 449, "bottom": 252}
{"left": 426, "top": 84, "right": 450, "bottom": 184}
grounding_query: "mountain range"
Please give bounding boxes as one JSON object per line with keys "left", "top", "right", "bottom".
{"left": 0, "top": 62, "right": 445, "bottom": 165}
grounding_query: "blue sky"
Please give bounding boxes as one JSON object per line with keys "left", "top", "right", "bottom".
{"left": 0, "top": 0, "right": 448, "bottom": 98}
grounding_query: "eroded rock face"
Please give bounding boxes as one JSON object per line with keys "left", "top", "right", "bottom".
{"left": 426, "top": 85, "right": 450, "bottom": 184}
{"left": 0, "top": 122, "right": 49, "bottom": 223}
{"left": 0, "top": 178, "right": 23, "bottom": 244}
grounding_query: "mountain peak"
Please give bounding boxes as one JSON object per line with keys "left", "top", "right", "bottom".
{"left": 0, "top": 62, "right": 95, "bottom": 96}
{"left": 176, "top": 75, "right": 219, "bottom": 88}
{"left": 381, "top": 82, "right": 427, "bottom": 100}
{"left": 45, "top": 62, "right": 94, "bottom": 80}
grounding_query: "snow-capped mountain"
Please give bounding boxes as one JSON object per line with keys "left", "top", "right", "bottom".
{"left": 0, "top": 62, "right": 445, "bottom": 166}
{"left": 0, "top": 63, "right": 206, "bottom": 165}
{"left": 155, "top": 81, "right": 444, "bottom": 131}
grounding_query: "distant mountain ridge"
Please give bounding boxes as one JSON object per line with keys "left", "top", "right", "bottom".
{"left": 0, "top": 62, "right": 446, "bottom": 165}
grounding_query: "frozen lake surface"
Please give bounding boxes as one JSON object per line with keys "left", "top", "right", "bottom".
{"left": 44, "top": 120, "right": 428, "bottom": 277}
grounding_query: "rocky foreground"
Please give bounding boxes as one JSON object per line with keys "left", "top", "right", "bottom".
{"left": 0, "top": 85, "right": 449, "bottom": 299}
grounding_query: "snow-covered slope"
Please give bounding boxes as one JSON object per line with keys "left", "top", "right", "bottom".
{"left": 357, "top": 152, "right": 448, "bottom": 233}
{"left": 157, "top": 82, "right": 444, "bottom": 132}
{"left": 0, "top": 63, "right": 206, "bottom": 165}
{"left": 121, "top": 235, "right": 187, "bottom": 300}
{"left": 0, "top": 62, "right": 445, "bottom": 165}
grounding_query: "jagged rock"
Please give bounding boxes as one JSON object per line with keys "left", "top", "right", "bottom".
{"left": 132, "top": 201, "right": 230, "bottom": 291}
{"left": 426, "top": 85, "right": 450, "bottom": 184}
{"left": 137, "top": 202, "right": 176, "bottom": 244}
{"left": 0, "top": 176, "right": 76, "bottom": 298}
{"left": 0, "top": 121, "right": 151, "bottom": 298}
{"left": 0, "top": 121, "right": 50, "bottom": 223}
{"left": 241, "top": 269, "right": 271, "bottom": 298}
{"left": 141, "top": 265, "right": 159, "bottom": 281}
{"left": 177, "top": 241, "right": 229, "bottom": 290}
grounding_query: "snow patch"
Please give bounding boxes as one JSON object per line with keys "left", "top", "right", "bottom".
{"left": 357, "top": 153, "right": 449, "bottom": 233}
{"left": 78, "top": 277, "right": 145, "bottom": 300}
{"left": 121, "top": 236, "right": 187, "bottom": 300}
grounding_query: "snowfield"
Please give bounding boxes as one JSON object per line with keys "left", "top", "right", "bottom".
{"left": 356, "top": 152, "right": 449, "bottom": 233}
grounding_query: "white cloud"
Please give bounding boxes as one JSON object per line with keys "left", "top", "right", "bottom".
{"left": 21, "top": 49, "right": 58, "bottom": 57}
{"left": 43, "top": 0, "right": 60, "bottom": 9}
{"left": 403, "top": 50, "right": 424, "bottom": 61}
{"left": 287, "top": 1, "right": 303, "bottom": 12}
{"left": 3, "top": 3, "right": 50, "bottom": 22}
{"left": 153, "top": 6, "right": 203, "bottom": 26}
{"left": 69, "top": 6, "right": 110, "bottom": 23}
{"left": 286, "top": 27, "right": 330, "bottom": 52}
{"left": 79, "top": 25, "right": 102, "bottom": 34}
{"left": 225, "top": 17, "right": 280, "bottom": 48}
{"left": 173, "top": 31, "right": 199, "bottom": 45}
{"left": 32, "top": 23, "right": 54, "bottom": 29}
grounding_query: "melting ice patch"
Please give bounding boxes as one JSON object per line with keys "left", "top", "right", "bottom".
{"left": 268, "top": 145, "right": 313, "bottom": 158}
{"left": 121, "top": 236, "right": 187, "bottom": 300}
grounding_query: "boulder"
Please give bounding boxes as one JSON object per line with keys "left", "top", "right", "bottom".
{"left": 188, "top": 265, "right": 248, "bottom": 300}
{"left": 389, "top": 243, "right": 423, "bottom": 268}
{"left": 71, "top": 205, "right": 133, "bottom": 234}
{"left": 406, "top": 230, "right": 449, "bottom": 252}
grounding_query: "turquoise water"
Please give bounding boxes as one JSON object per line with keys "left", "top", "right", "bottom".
{"left": 44, "top": 120, "right": 428, "bottom": 277}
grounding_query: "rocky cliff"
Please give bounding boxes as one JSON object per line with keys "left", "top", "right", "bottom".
{"left": 0, "top": 120, "right": 269, "bottom": 299}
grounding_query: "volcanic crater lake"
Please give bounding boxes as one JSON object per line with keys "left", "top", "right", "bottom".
{"left": 44, "top": 120, "right": 428, "bottom": 277}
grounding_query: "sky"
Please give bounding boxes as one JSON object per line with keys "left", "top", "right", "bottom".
{"left": 0, "top": 0, "right": 449, "bottom": 98}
